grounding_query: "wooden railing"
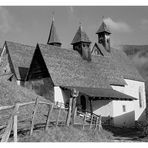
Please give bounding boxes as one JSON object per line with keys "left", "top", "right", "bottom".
{"left": 0, "top": 99, "right": 102, "bottom": 142}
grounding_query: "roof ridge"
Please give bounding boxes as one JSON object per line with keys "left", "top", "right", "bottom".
{"left": 5, "top": 40, "right": 35, "bottom": 48}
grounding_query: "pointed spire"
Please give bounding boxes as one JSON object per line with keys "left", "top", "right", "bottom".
{"left": 96, "top": 17, "right": 111, "bottom": 34}
{"left": 47, "top": 13, "right": 62, "bottom": 47}
{"left": 71, "top": 23, "right": 91, "bottom": 45}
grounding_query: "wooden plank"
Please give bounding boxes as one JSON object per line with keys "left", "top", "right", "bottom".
{"left": 1, "top": 116, "right": 13, "bottom": 142}
{"left": 13, "top": 103, "right": 19, "bottom": 142}
{"left": 56, "top": 104, "right": 62, "bottom": 126}
{"left": 71, "top": 98, "right": 77, "bottom": 125}
{"left": 89, "top": 114, "right": 93, "bottom": 129}
{"left": 66, "top": 98, "right": 72, "bottom": 126}
{"left": 1, "top": 103, "right": 20, "bottom": 142}
{"left": 0, "top": 105, "right": 14, "bottom": 111}
{"left": 73, "top": 107, "right": 77, "bottom": 125}
{"left": 45, "top": 104, "right": 54, "bottom": 131}
{"left": 98, "top": 116, "right": 102, "bottom": 131}
{"left": 30, "top": 97, "right": 39, "bottom": 136}
{"left": 82, "top": 114, "right": 86, "bottom": 130}
{"left": 95, "top": 117, "right": 99, "bottom": 131}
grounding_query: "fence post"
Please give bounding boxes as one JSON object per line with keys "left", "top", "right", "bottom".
{"left": 56, "top": 104, "right": 62, "bottom": 126}
{"left": 89, "top": 114, "right": 93, "bottom": 129}
{"left": 82, "top": 114, "right": 86, "bottom": 130}
{"left": 98, "top": 116, "right": 102, "bottom": 131}
{"left": 73, "top": 107, "right": 77, "bottom": 125}
{"left": 1, "top": 115, "right": 13, "bottom": 142}
{"left": 71, "top": 98, "right": 77, "bottom": 125}
{"left": 66, "top": 98, "right": 72, "bottom": 126}
{"left": 30, "top": 97, "right": 39, "bottom": 136}
{"left": 13, "top": 103, "right": 19, "bottom": 142}
{"left": 45, "top": 104, "right": 54, "bottom": 131}
{"left": 95, "top": 117, "right": 99, "bottom": 131}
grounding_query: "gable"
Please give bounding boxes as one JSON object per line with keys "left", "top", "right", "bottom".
{"left": 0, "top": 45, "right": 16, "bottom": 78}
{"left": 4, "top": 41, "right": 35, "bottom": 80}
{"left": 91, "top": 43, "right": 104, "bottom": 56}
{"left": 26, "top": 45, "right": 51, "bottom": 81}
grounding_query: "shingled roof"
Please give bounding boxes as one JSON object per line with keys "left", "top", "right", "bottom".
{"left": 47, "top": 19, "right": 61, "bottom": 45}
{"left": 91, "top": 42, "right": 144, "bottom": 82}
{"left": 71, "top": 25, "right": 91, "bottom": 45}
{"left": 29, "top": 44, "right": 126, "bottom": 89}
{"left": 110, "top": 48, "right": 144, "bottom": 82}
{"left": 4, "top": 41, "right": 35, "bottom": 80}
{"left": 96, "top": 21, "right": 111, "bottom": 34}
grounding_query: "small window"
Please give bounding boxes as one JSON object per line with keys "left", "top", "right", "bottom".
{"left": 122, "top": 105, "right": 126, "bottom": 112}
{"left": 139, "top": 86, "right": 143, "bottom": 108}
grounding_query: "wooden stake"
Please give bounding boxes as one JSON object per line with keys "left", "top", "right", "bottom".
{"left": 82, "top": 114, "right": 86, "bottom": 130}
{"left": 1, "top": 116, "right": 13, "bottom": 142}
{"left": 1, "top": 103, "right": 19, "bottom": 142}
{"left": 71, "top": 98, "right": 76, "bottom": 125}
{"left": 45, "top": 104, "right": 54, "bottom": 131}
{"left": 30, "top": 97, "right": 39, "bottom": 136}
{"left": 66, "top": 98, "right": 72, "bottom": 126}
{"left": 99, "top": 116, "right": 102, "bottom": 131}
{"left": 73, "top": 107, "right": 77, "bottom": 125}
{"left": 13, "top": 103, "right": 19, "bottom": 142}
{"left": 95, "top": 117, "right": 99, "bottom": 131}
{"left": 56, "top": 104, "right": 62, "bottom": 126}
{"left": 89, "top": 114, "right": 93, "bottom": 129}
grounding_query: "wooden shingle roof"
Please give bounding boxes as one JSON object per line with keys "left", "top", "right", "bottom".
{"left": 4, "top": 41, "right": 35, "bottom": 80}
{"left": 110, "top": 48, "right": 145, "bottom": 82}
{"left": 47, "top": 19, "right": 61, "bottom": 45}
{"left": 96, "top": 21, "right": 111, "bottom": 34}
{"left": 71, "top": 26, "right": 91, "bottom": 45}
{"left": 36, "top": 44, "right": 126, "bottom": 89}
{"left": 91, "top": 42, "right": 144, "bottom": 82}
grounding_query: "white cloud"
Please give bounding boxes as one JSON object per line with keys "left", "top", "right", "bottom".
{"left": 104, "top": 17, "right": 132, "bottom": 32}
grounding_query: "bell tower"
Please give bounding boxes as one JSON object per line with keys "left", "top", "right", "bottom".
{"left": 71, "top": 24, "right": 91, "bottom": 61}
{"left": 96, "top": 17, "right": 111, "bottom": 52}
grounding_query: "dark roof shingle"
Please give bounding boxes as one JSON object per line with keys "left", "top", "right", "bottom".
{"left": 37, "top": 44, "right": 126, "bottom": 89}
{"left": 5, "top": 41, "right": 35, "bottom": 80}
{"left": 96, "top": 21, "right": 111, "bottom": 34}
{"left": 71, "top": 26, "right": 91, "bottom": 45}
{"left": 47, "top": 20, "right": 61, "bottom": 45}
{"left": 110, "top": 48, "right": 145, "bottom": 82}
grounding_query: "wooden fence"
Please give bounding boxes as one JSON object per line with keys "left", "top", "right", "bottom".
{"left": 0, "top": 98, "right": 102, "bottom": 142}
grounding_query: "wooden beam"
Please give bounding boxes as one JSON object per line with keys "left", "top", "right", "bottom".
{"left": 13, "top": 103, "right": 19, "bottom": 142}
{"left": 56, "top": 104, "right": 62, "bottom": 126}
{"left": 66, "top": 98, "right": 72, "bottom": 126}
{"left": 30, "top": 97, "right": 39, "bottom": 136}
{"left": 45, "top": 104, "right": 54, "bottom": 131}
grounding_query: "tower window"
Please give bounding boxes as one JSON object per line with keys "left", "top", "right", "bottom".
{"left": 122, "top": 105, "right": 126, "bottom": 112}
{"left": 139, "top": 86, "right": 143, "bottom": 108}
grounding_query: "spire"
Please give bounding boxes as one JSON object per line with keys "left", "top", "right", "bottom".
{"left": 96, "top": 17, "right": 111, "bottom": 34}
{"left": 71, "top": 23, "right": 91, "bottom": 45}
{"left": 47, "top": 13, "right": 62, "bottom": 47}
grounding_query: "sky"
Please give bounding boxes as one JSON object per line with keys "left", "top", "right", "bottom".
{"left": 0, "top": 6, "right": 148, "bottom": 48}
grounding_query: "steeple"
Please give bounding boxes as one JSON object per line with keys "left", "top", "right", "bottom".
{"left": 71, "top": 23, "right": 91, "bottom": 61}
{"left": 47, "top": 14, "right": 62, "bottom": 47}
{"left": 96, "top": 17, "right": 111, "bottom": 52}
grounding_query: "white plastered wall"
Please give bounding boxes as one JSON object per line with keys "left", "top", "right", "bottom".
{"left": 111, "top": 79, "right": 146, "bottom": 127}
{"left": 54, "top": 86, "right": 70, "bottom": 107}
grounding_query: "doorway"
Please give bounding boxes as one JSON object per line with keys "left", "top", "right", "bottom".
{"left": 80, "top": 95, "right": 86, "bottom": 112}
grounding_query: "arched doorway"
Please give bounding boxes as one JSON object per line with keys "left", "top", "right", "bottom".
{"left": 80, "top": 95, "right": 86, "bottom": 112}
